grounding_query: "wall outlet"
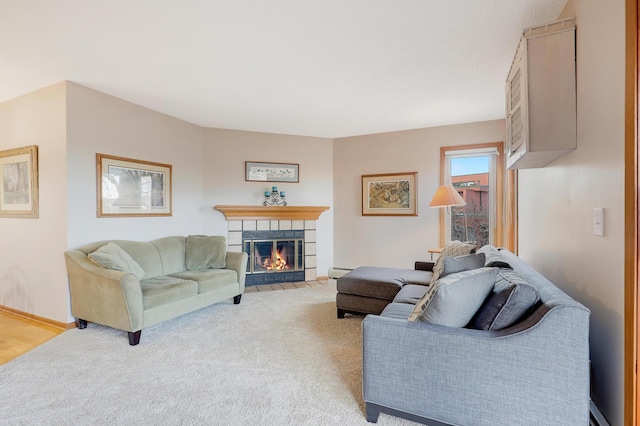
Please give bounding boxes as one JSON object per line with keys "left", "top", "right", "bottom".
{"left": 594, "top": 208, "right": 604, "bottom": 237}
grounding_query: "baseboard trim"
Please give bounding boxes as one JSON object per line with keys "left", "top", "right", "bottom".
{"left": 0, "top": 305, "right": 74, "bottom": 330}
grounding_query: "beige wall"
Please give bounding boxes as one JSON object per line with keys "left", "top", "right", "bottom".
{"left": 65, "top": 83, "right": 206, "bottom": 251}
{"left": 202, "top": 128, "right": 334, "bottom": 277}
{"left": 333, "top": 120, "right": 505, "bottom": 269}
{"left": 518, "top": 0, "right": 625, "bottom": 423}
{"left": 0, "top": 82, "right": 69, "bottom": 323}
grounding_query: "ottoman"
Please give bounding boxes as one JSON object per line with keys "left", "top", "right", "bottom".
{"left": 336, "top": 266, "right": 432, "bottom": 318}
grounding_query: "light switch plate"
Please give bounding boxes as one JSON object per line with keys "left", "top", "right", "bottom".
{"left": 594, "top": 208, "right": 604, "bottom": 236}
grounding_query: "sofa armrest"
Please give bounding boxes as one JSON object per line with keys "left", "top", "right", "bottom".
{"left": 225, "top": 251, "right": 249, "bottom": 289}
{"left": 64, "top": 250, "right": 144, "bottom": 332}
{"left": 362, "top": 303, "right": 590, "bottom": 425}
{"left": 414, "top": 261, "right": 434, "bottom": 271}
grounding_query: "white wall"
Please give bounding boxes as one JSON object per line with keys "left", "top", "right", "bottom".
{"left": 333, "top": 120, "right": 505, "bottom": 269}
{"left": 0, "top": 83, "right": 69, "bottom": 323}
{"left": 202, "top": 128, "right": 334, "bottom": 278}
{"left": 517, "top": 1, "right": 625, "bottom": 423}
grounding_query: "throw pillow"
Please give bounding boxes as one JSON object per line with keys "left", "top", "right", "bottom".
{"left": 476, "top": 245, "right": 512, "bottom": 269}
{"left": 468, "top": 270, "right": 541, "bottom": 330}
{"left": 441, "top": 253, "right": 486, "bottom": 278}
{"left": 88, "top": 242, "right": 145, "bottom": 280}
{"left": 185, "top": 235, "right": 227, "bottom": 271}
{"left": 408, "top": 267, "right": 497, "bottom": 327}
{"left": 418, "top": 268, "right": 498, "bottom": 327}
{"left": 430, "top": 240, "right": 476, "bottom": 284}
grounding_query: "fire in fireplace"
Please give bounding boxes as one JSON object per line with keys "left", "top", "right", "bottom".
{"left": 243, "top": 230, "right": 305, "bottom": 285}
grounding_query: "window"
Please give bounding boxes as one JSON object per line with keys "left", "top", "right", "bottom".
{"left": 438, "top": 142, "right": 515, "bottom": 250}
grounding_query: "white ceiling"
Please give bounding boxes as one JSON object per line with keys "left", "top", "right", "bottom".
{"left": 0, "top": 0, "right": 567, "bottom": 138}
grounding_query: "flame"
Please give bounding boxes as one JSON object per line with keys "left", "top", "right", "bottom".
{"left": 263, "top": 248, "right": 290, "bottom": 271}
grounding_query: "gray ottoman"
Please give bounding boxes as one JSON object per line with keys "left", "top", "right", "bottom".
{"left": 336, "top": 266, "right": 432, "bottom": 318}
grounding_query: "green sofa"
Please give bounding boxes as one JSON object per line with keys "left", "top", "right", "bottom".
{"left": 64, "top": 235, "right": 248, "bottom": 345}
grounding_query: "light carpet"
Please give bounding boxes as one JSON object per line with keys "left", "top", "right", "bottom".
{"left": 0, "top": 281, "right": 418, "bottom": 425}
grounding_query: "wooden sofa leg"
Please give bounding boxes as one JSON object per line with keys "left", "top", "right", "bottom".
{"left": 128, "top": 330, "right": 141, "bottom": 346}
{"left": 233, "top": 295, "right": 242, "bottom": 304}
{"left": 76, "top": 319, "right": 88, "bottom": 329}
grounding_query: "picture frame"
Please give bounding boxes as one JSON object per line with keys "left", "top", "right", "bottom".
{"left": 245, "top": 161, "right": 299, "bottom": 183}
{"left": 362, "top": 172, "right": 418, "bottom": 216}
{"left": 97, "top": 154, "right": 172, "bottom": 217}
{"left": 0, "top": 145, "right": 39, "bottom": 218}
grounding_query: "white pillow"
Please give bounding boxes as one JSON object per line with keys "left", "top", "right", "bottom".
{"left": 88, "top": 242, "right": 145, "bottom": 280}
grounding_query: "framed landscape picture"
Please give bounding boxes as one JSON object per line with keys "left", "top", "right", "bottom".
{"left": 0, "top": 145, "right": 39, "bottom": 218}
{"left": 97, "top": 154, "right": 172, "bottom": 217}
{"left": 245, "top": 161, "right": 299, "bottom": 183}
{"left": 362, "top": 172, "right": 418, "bottom": 216}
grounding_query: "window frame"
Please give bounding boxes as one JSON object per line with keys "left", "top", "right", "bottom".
{"left": 438, "top": 141, "right": 516, "bottom": 251}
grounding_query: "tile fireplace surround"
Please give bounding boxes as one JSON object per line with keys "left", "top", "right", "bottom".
{"left": 214, "top": 205, "right": 330, "bottom": 284}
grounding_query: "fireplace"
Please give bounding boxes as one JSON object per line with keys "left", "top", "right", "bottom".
{"left": 243, "top": 230, "right": 305, "bottom": 285}
{"left": 214, "top": 204, "right": 330, "bottom": 285}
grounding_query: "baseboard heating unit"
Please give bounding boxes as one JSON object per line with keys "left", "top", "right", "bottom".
{"left": 328, "top": 267, "right": 353, "bottom": 279}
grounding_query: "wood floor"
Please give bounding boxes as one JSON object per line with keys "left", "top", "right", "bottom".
{"left": 0, "top": 310, "right": 64, "bottom": 365}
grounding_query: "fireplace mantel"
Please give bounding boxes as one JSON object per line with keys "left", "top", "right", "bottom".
{"left": 214, "top": 205, "right": 330, "bottom": 220}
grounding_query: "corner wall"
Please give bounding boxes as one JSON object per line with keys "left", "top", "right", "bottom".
{"left": 517, "top": 0, "right": 625, "bottom": 423}
{"left": 333, "top": 120, "right": 504, "bottom": 269}
{"left": 0, "top": 82, "right": 69, "bottom": 323}
{"left": 202, "top": 128, "right": 334, "bottom": 278}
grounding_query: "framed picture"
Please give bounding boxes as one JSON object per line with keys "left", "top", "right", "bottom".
{"left": 97, "top": 154, "right": 172, "bottom": 217}
{"left": 362, "top": 172, "right": 418, "bottom": 216}
{"left": 0, "top": 145, "right": 39, "bottom": 218}
{"left": 245, "top": 161, "right": 299, "bottom": 183}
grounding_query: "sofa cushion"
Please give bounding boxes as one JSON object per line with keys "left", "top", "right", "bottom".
{"left": 337, "top": 266, "right": 431, "bottom": 301}
{"left": 393, "top": 284, "right": 429, "bottom": 304}
{"left": 170, "top": 269, "right": 238, "bottom": 293}
{"left": 418, "top": 268, "right": 498, "bottom": 327}
{"left": 477, "top": 245, "right": 512, "bottom": 269}
{"left": 140, "top": 276, "right": 198, "bottom": 309}
{"left": 441, "top": 253, "right": 486, "bottom": 278}
{"left": 409, "top": 267, "right": 497, "bottom": 324}
{"left": 88, "top": 242, "right": 146, "bottom": 280}
{"left": 430, "top": 240, "right": 476, "bottom": 284}
{"left": 185, "top": 235, "right": 227, "bottom": 271}
{"left": 468, "top": 270, "right": 541, "bottom": 330}
{"left": 380, "top": 302, "right": 415, "bottom": 319}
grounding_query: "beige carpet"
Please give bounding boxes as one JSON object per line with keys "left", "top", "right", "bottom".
{"left": 0, "top": 281, "right": 418, "bottom": 425}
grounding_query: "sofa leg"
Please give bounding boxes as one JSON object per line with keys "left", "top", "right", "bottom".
{"left": 337, "top": 308, "right": 346, "bottom": 319}
{"left": 233, "top": 295, "right": 242, "bottom": 304}
{"left": 76, "top": 319, "right": 87, "bottom": 329}
{"left": 365, "top": 403, "right": 380, "bottom": 423}
{"left": 128, "top": 330, "right": 141, "bottom": 346}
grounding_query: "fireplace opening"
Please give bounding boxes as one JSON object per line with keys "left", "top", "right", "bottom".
{"left": 243, "top": 230, "right": 305, "bottom": 285}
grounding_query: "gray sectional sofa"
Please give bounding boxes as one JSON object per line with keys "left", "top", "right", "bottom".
{"left": 362, "top": 249, "right": 591, "bottom": 425}
{"left": 64, "top": 235, "right": 248, "bottom": 345}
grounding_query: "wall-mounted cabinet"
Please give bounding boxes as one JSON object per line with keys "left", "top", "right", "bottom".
{"left": 506, "top": 18, "right": 576, "bottom": 170}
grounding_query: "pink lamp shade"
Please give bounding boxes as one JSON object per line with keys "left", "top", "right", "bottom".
{"left": 429, "top": 184, "right": 466, "bottom": 208}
